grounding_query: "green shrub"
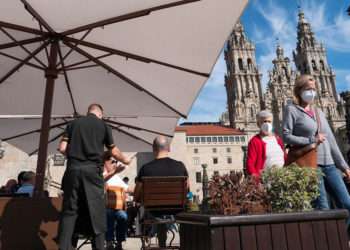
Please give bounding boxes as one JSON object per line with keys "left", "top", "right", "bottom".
{"left": 261, "top": 164, "right": 320, "bottom": 212}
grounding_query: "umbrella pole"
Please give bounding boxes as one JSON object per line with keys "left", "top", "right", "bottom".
{"left": 34, "top": 41, "right": 59, "bottom": 197}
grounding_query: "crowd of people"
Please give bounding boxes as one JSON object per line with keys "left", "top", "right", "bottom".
{"left": 0, "top": 170, "right": 36, "bottom": 197}
{"left": 56, "top": 103, "right": 188, "bottom": 250}
{"left": 2, "top": 73, "right": 349, "bottom": 249}
{"left": 246, "top": 74, "right": 350, "bottom": 224}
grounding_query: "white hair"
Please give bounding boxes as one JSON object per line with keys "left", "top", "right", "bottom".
{"left": 256, "top": 110, "right": 273, "bottom": 120}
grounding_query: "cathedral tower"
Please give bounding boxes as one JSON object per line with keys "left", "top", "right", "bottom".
{"left": 265, "top": 44, "right": 297, "bottom": 134}
{"left": 293, "top": 10, "right": 345, "bottom": 129}
{"left": 224, "top": 21, "right": 264, "bottom": 134}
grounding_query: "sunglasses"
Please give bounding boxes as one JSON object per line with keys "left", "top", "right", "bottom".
{"left": 111, "top": 160, "right": 118, "bottom": 164}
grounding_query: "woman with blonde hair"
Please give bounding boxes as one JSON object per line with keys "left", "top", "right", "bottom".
{"left": 283, "top": 74, "right": 350, "bottom": 213}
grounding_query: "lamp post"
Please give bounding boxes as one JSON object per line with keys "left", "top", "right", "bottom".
{"left": 241, "top": 145, "right": 248, "bottom": 177}
{"left": 201, "top": 164, "right": 209, "bottom": 213}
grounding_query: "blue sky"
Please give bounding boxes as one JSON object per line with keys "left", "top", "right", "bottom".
{"left": 183, "top": 0, "right": 350, "bottom": 123}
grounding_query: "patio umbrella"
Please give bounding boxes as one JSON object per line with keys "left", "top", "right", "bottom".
{"left": 0, "top": 0, "right": 247, "bottom": 193}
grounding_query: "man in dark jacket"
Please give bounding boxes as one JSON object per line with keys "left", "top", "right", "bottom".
{"left": 58, "top": 104, "right": 130, "bottom": 250}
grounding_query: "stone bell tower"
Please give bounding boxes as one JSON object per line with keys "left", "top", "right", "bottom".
{"left": 293, "top": 10, "right": 345, "bottom": 130}
{"left": 224, "top": 21, "right": 264, "bottom": 135}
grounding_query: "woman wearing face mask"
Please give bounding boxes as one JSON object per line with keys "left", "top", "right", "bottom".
{"left": 283, "top": 74, "right": 350, "bottom": 211}
{"left": 246, "top": 110, "right": 286, "bottom": 179}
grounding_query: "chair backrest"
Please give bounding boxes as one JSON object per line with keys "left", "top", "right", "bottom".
{"left": 141, "top": 176, "right": 187, "bottom": 211}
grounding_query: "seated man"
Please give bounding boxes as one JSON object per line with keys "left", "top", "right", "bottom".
{"left": 103, "top": 151, "right": 129, "bottom": 250}
{"left": 16, "top": 171, "right": 35, "bottom": 197}
{"left": 134, "top": 136, "right": 189, "bottom": 247}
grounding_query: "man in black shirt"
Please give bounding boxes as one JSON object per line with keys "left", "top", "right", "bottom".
{"left": 135, "top": 136, "right": 188, "bottom": 247}
{"left": 58, "top": 104, "right": 130, "bottom": 250}
{"left": 135, "top": 136, "right": 188, "bottom": 182}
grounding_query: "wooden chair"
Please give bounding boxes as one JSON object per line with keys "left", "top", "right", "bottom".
{"left": 139, "top": 176, "right": 188, "bottom": 250}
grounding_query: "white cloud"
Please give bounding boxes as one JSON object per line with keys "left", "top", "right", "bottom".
{"left": 302, "top": 1, "right": 350, "bottom": 52}
{"left": 186, "top": 0, "right": 350, "bottom": 123}
{"left": 333, "top": 69, "right": 350, "bottom": 92}
{"left": 346, "top": 75, "right": 350, "bottom": 84}
{"left": 253, "top": 0, "right": 297, "bottom": 88}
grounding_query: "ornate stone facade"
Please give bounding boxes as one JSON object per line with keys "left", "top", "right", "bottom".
{"left": 224, "top": 11, "right": 345, "bottom": 137}
{"left": 224, "top": 21, "right": 264, "bottom": 135}
{"left": 293, "top": 11, "right": 345, "bottom": 131}
{"left": 265, "top": 44, "right": 297, "bottom": 134}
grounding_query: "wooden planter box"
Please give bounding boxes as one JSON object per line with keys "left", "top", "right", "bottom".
{"left": 176, "top": 209, "right": 349, "bottom": 250}
{"left": 0, "top": 197, "right": 62, "bottom": 250}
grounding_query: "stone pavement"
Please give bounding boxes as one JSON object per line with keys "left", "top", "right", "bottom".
{"left": 78, "top": 237, "right": 141, "bottom": 250}
{"left": 78, "top": 234, "right": 180, "bottom": 250}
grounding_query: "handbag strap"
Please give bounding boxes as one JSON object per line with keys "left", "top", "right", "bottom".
{"left": 314, "top": 107, "right": 321, "bottom": 135}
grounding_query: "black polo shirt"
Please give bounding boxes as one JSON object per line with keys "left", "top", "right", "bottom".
{"left": 136, "top": 157, "right": 188, "bottom": 182}
{"left": 62, "top": 113, "right": 115, "bottom": 166}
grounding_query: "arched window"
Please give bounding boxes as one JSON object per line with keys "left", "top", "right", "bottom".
{"left": 282, "top": 66, "right": 288, "bottom": 77}
{"left": 250, "top": 105, "right": 256, "bottom": 119}
{"left": 320, "top": 60, "right": 325, "bottom": 71}
{"left": 312, "top": 60, "right": 317, "bottom": 71}
{"left": 238, "top": 58, "right": 244, "bottom": 71}
{"left": 247, "top": 58, "right": 253, "bottom": 70}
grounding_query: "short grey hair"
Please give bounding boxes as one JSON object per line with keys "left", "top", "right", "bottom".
{"left": 153, "top": 136, "right": 170, "bottom": 152}
{"left": 256, "top": 110, "right": 273, "bottom": 120}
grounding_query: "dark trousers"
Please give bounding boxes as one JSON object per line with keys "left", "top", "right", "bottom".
{"left": 58, "top": 165, "right": 106, "bottom": 250}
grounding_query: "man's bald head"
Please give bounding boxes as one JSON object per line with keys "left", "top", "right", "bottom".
{"left": 153, "top": 136, "right": 170, "bottom": 155}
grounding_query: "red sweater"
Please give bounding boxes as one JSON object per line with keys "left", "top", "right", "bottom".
{"left": 246, "top": 134, "right": 285, "bottom": 178}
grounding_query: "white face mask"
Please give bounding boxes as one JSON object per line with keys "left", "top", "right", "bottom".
{"left": 301, "top": 90, "right": 316, "bottom": 103}
{"left": 261, "top": 122, "right": 273, "bottom": 134}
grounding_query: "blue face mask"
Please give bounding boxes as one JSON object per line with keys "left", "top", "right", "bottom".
{"left": 301, "top": 90, "right": 316, "bottom": 103}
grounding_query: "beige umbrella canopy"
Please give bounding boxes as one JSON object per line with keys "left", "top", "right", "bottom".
{"left": 0, "top": 0, "right": 247, "bottom": 193}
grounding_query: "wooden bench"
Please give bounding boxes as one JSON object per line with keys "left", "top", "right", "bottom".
{"left": 140, "top": 176, "right": 188, "bottom": 250}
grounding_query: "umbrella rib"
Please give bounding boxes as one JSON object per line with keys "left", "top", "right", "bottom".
{"left": 109, "top": 124, "right": 152, "bottom": 146}
{"left": 104, "top": 118, "right": 173, "bottom": 138}
{"left": 0, "top": 51, "right": 45, "bottom": 70}
{"left": 64, "top": 64, "right": 99, "bottom": 71}
{"left": 21, "top": 0, "right": 55, "bottom": 33}
{"left": 62, "top": 0, "right": 200, "bottom": 36}
{"left": 63, "top": 41, "right": 187, "bottom": 118}
{"left": 28, "top": 132, "right": 65, "bottom": 156}
{"left": 0, "top": 27, "right": 47, "bottom": 68}
{"left": 57, "top": 43, "right": 78, "bottom": 115}
{"left": 0, "top": 21, "right": 45, "bottom": 35}
{"left": 0, "top": 36, "right": 47, "bottom": 50}
{"left": 56, "top": 29, "right": 92, "bottom": 68}
{"left": 0, "top": 40, "right": 50, "bottom": 84}
{"left": 39, "top": 24, "right": 50, "bottom": 62}
{"left": 63, "top": 37, "right": 209, "bottom": 78}
{"left": 2, "top": 121, "right": 68, "bottom": 141}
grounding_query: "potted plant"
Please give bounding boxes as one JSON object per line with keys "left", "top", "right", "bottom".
{"left": 176, "top": 165, "right": 349, "bottom": 250}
